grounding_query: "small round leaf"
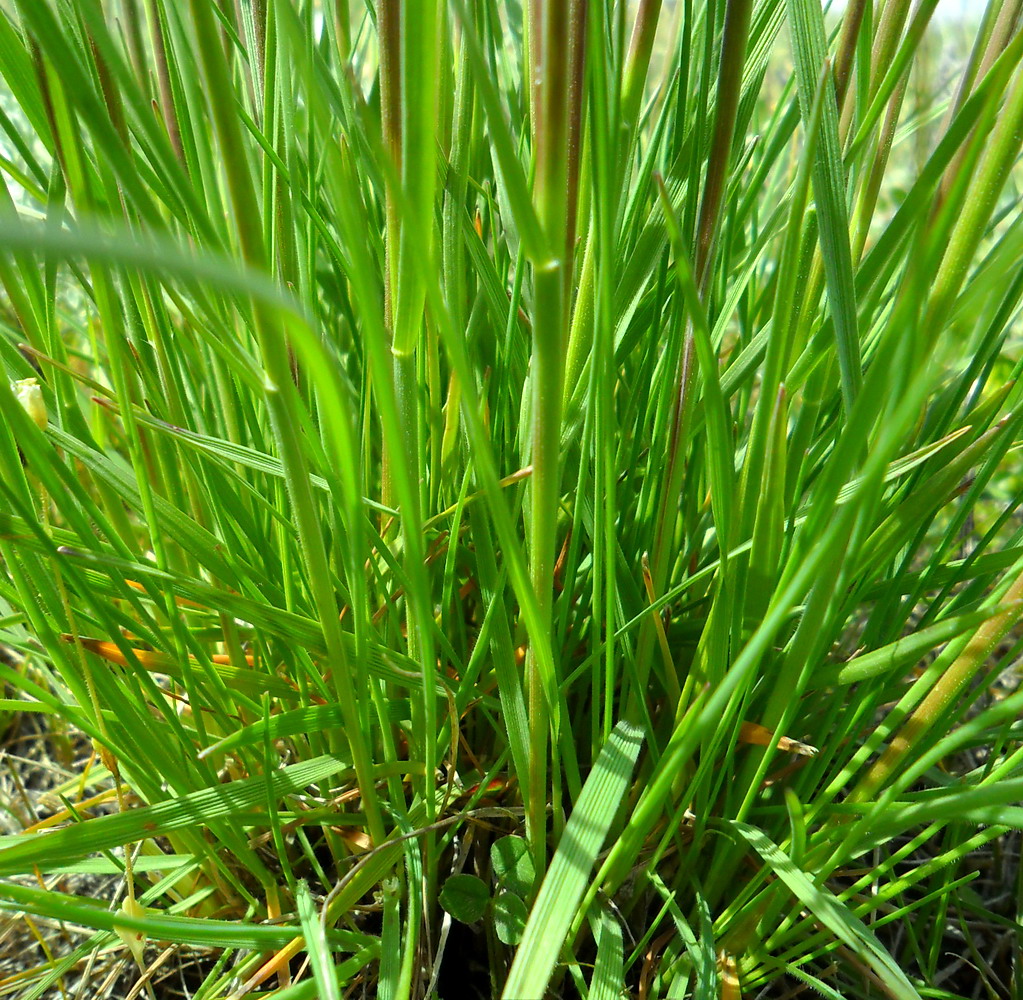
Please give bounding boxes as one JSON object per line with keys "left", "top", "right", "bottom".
{"left": 493, "top": 890, "right": 528, "bottom": 946}
{"left": 439, "top": 874, "right": 490, "bottom": 925}
{"left": 490, "top": 835, "right": 534, "bottom": 896}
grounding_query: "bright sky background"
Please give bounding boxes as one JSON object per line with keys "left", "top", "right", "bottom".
{"left": 933, "top": 0, "right": 975, "bottom": 13}
{"left": 919, "top": 0, "right": 974, "bottom": 15}
{"left": 830, "top": 0, "right": 975, "bottom": 17}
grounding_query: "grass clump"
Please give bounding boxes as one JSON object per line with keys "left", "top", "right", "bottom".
{"left": 0, "top": 1, "right": 1023, "bottom": 997}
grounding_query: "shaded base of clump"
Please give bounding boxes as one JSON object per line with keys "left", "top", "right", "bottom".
{"left": 0, "top": 681, "right": 216, "bottom": 999}
{"left": 433, "top": 920, "right": 495, "bottom": 1000}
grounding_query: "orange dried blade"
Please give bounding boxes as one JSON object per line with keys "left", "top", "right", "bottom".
{"left": 265, "top": 887, "right": 291, "bottom": 989}
{"left": 23, "top": 785, "right": 122, "bottom": 833}
{"left": 122, "top": 578, "right": 203, "bottom": 609}
{"left": 498, "top": 465, "right": 532, "bottom": 489}
{"left": 423, "top": 466, "right": 531, "bottom": 530}
{"left": 553, "top": 528, "right": 571, "bottom": 579}
{"left": 462, "top": 777, "right": 510, "bottom": 798}
{"left": 639, "top": 928, "right": 676, "bottom": 1000}
{"left": 65, "top": 635, "right": 171, "bottom": 669}
{"left": 265, "top": 885, "right": 283, "bottom": 922}
{"left": 210, "top": 651, "right": 255, "bottom": 666}
{"left": 777, "top": 734, "right": 818, "bottom": 757}
{"left": 738, "top": 721, "right": 817, "bottom": 757}
{"left": 66, "top": 635, "right": 255, "bottom": 669}
{"left": 230, "top": 937, "right": 304, "bottom": 998}
{"left": 718, "top": 951, "right": 741, "bottom": 1000}
{"left": 641, "top": 553, "right": 681, "bottom": 705}
{"left": 335, "top": 828, "right": 373, "bottom": 852}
